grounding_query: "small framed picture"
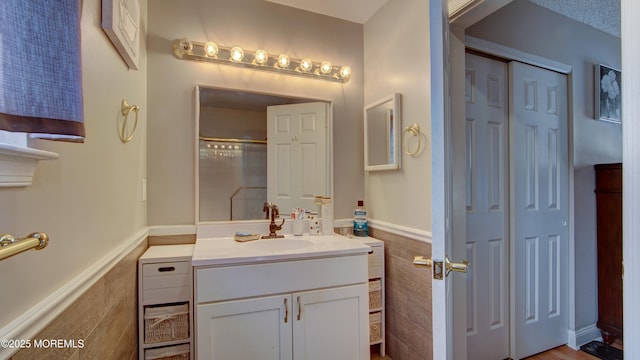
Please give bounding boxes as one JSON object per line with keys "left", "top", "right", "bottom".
{"left": 595, "top": 64, "right": 621, "bottom": 123}
{"left": 102, "top": 0, "right": 140, "bottom": 70}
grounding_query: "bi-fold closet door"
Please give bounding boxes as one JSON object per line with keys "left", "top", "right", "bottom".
{"left": 465, "top": 52, "right": 569, "bottom": 360}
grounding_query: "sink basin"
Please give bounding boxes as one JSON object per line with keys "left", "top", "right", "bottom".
{"left": 243, "top": 238, "right": 315, "bottom": 251}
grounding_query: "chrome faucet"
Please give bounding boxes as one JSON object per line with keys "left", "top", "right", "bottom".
{"left": 262, "top": 202, "right": 285, "bottom": 239}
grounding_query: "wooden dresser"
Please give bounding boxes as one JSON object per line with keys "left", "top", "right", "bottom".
{"left": 594, "top": 163, "right": 623, "bottom": 343}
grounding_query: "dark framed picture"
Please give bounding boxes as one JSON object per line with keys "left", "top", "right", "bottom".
{"left": 595, "top": 64, "right": 621, "bottom": 123}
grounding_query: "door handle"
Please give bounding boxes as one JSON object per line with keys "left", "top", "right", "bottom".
{"left": 413, "top": 255, "right": 469, "bottom": 280}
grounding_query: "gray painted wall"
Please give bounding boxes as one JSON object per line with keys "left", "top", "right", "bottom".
{"left": 467, "top": 0, "right": 622, "bottom": 333}
{"left": 0, "top": 0, "right": 148, "bottom": 328}
{"left": 147, "top": 0, "right": 365, "bottom": 225}
{"left": 363, "top": 0, "right": 431, "bottom": 231}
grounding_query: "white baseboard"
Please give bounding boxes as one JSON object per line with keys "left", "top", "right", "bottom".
{"left": 334, "top": 218, "right": 432, "bottom": 244}
{"left": 369, "top": 219, "right": 433, "bottom": 244}
{"left": 0, "top": 227, "right": 149, "bottom": 359}
{"left": 567, "top": 324, "right": 602, "bottom": 349}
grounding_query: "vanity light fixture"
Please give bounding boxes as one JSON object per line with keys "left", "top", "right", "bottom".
{"left": 172, "top": 38, "right": 351, "bottom": 83}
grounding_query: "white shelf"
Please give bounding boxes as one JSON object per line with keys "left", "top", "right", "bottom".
{"left": 0, "top": 142, "right": 58, "bottom": 188}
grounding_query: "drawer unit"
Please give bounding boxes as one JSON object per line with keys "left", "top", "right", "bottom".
{"left": 138, "top": 245, "right": 194, "bottom": 360}
{"left": 142, "top": 261, "right": 192, "bottom": 304}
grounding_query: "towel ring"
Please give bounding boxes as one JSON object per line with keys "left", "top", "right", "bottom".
{"left": 403, "top": 123, "right": 422, "bottom": 156}
{"left": 120, "top": 99, "right": 140, "bottom": 143}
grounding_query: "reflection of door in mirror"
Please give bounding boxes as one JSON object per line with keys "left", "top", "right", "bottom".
{"left": 267, "top": 103, "right": 329, "bottom": 214}
{"left": 197, "top": 86, "right": 332, "bottom": 223}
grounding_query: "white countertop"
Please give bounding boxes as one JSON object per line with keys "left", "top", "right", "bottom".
{"left": 192, "top": 234, "right": 371, "bottom": 267}
{"left": 140, "top": 244, "right": 195, "bottom": 263}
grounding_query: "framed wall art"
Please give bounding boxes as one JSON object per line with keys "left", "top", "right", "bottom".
{"left": 595, "top": 64, "right": 621, "bottom": 123}
{"left": 102, "top": 0, "right": 140, "bottom": 70}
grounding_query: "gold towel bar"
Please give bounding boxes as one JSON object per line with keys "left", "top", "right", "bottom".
{"left": 0, "top": 232, "right": 49, "bottom": 261}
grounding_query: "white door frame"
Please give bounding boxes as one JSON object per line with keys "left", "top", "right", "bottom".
{"left": 621, "top": 1, "right": 640, "bottom": 359}
{"left": 429, "top": 0, "right": 453, "bottom": 359}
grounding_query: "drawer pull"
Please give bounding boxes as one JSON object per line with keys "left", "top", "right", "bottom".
{"left": 368, "top": 250, "right": 374, "bottom": 254}
{"left": 158, "top": 266, "right": 176, "bottom": 272}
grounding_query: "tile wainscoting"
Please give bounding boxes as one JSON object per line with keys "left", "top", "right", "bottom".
{"left": 10, "top": 239, "right": 148, "bottom": 360}
{"left": 10, "top": 231, "right": 196, "bottom": 360}
{"left": 369, "top": 227, "right": 433, "bottom": 360}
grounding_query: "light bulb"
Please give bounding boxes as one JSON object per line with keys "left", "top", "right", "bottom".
{"left": 320, "top": 61, "right": 332, "bottom": 75}
{"left": 300, "top": 58, "right": 313, "bottom": 72}
{"left": 277, "top": 54, "right": 290, "bottom": 68}
{"left": 339, "top": 66, "right": 351, "bottom": 80}
{"left": 230, "top": 46, "right": 244, "bottom": 62}
{"left": 254, "top": 50, "right": 268, "bottom": 65}
{"left": 204, "top": 42, "right": 218, "bottom": 57}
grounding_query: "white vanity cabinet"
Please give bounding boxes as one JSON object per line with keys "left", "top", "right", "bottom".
{"left": 194, "top": 254, "right": 370, "bottom": 360}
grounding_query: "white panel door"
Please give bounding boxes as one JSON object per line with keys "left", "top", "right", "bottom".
{"left": 267, "top": 102, "right": 328, "bottom": 212}
{"left": 510, "top": 61, "right": 568, "bottom": 359}
{"left": 465, "top": 53, "right": 510, "bottom": 360}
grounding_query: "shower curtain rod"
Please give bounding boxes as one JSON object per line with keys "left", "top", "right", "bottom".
{"left": 199, "top": 136, "right": 267, "bottom": 145}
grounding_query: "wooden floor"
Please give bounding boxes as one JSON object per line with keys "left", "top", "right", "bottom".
{"left": 371, "top": 343, "right": 622, "bottom": 359}
{"left": 525, "top": 343, "right": 623, "bottom": 360}
{"left": 524, "top": 345, "right": 604, "bottom": 359}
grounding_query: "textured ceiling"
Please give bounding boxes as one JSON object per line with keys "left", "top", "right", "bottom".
{"left": 528, "top": 0, "right": 620, "bottom": 37}
{"left": 264, "top": 1, "right": 620, "bottom": 38}
{"left": 263, "top": 0, "right": 388, "bottom": 24}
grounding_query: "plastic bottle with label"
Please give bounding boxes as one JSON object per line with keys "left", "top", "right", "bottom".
{"left": 353, "top": 200, "right": 368, "bottom": 237}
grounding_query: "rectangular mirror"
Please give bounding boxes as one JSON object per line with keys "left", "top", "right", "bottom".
{"left": 364, "top": 93, "right": 401, "bottom": 171}
{"left": 196, "top": 86, "right": 332, "bottom": 223}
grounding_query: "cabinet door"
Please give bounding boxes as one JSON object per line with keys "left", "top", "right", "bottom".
{"left": 293, "top": 284, "right": 369, "bottom": 360}
{"left": 197, "top": 295, "right": 293, "bottom": 360}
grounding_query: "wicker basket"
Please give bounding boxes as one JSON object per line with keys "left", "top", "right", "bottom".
{"left": 144, "top": 303, "right": 189, "bottom": 344}
{"left": 368, "top": 279, "right": 382, "bottom": 309}
{"left": 369, "top": 312, "right": 382, "bottom": 343}
{"left": 145, "top": 344, "right": 190, "bottom": 360}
